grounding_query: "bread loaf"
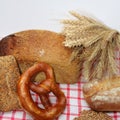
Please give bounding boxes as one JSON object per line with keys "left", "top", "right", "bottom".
{"left": 0, "top": 30, "right": 80, "bottom": 84}
{"left": 83, "top": 76, "right": 120, "bottom": 111}
{"left": 0, "top": 55, "right": 21, "bottom": 111}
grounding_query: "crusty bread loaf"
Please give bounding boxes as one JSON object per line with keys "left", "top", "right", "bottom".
{"left": 0, "top": 55, "right": 21, "bottom": 111}
{"left": 83, "top": 76, "right": 120, "bottom": 111}
{"left": 0, "top": 30, "right": 80, "bottom": 84}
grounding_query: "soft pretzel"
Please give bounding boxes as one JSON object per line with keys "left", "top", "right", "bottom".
{"left": 17, "top": 62, "right": 66, "bottom": 120}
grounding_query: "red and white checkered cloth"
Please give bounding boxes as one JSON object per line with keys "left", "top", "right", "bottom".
{"left": 0, "top": 43, "right": 120, "bottom": 120}
{"left": 0, "top": 79, "right": 120, "bottom": 120}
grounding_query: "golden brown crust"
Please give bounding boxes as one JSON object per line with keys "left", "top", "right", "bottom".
{"left": 0, "top": 30, "right": 80, "bottom": 83}
{"left": 17, "top": 62, "right": 66, "bottom": 120}
{"left": 0, "top": 55, "right": 21, "bottom": 111}
{"left": 83, "top": 76, "right": 120, "bottom": 111}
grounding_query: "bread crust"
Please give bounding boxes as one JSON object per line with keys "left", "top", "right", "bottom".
{"left": 83, "top": 76, "right": 120, "bottom": 111}
{"left": 0, "top": 55, "right": 21, "bottom": 111}
{"left": 0, "top": 30, "right": 80, "bottom": 83}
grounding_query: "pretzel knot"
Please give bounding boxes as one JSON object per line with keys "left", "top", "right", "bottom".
{"left": 17, "top": 62, "right": 66, "bottom": 120}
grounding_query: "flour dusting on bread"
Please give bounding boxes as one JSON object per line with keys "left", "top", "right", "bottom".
{"left": 39, "top": 49, "right": 45, "bottom": 57}
{"left": 83, "top": 76, "right": 120, "bottom": 111}
{"left": 91, "top": 87, "right": 120, "bottom": 103}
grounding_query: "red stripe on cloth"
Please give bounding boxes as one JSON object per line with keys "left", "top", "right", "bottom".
{"left": 22, "top": 111, "right": 27, "bottom": 120}
{"left": 11, "top": 110, "right": 16, "bottom": 120}
{"left": 113, "top": 112, "right": 118, "bottom": 120}
{"left": 66, "top": 84, "right": 71, "bottom": 120}
{"left": 77, "top": 81, "right": 82, "bottom": 115}
{"left": 0, "top": 113, "right": 3, "bottom": 119}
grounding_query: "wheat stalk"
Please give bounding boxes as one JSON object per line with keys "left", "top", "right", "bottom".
{"left": 61, "top": 11, "right": 120, "bottom": 81}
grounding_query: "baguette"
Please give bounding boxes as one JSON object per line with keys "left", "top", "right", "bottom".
{"left": 83, "top": 76, "right": 120, "bottom": 111}
{"left": 0, "top": 30, "right": 80, "bottom": 84}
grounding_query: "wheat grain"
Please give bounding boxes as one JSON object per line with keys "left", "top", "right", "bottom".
{"left": 62, "top": 11, "right": 120, "bottom": 81}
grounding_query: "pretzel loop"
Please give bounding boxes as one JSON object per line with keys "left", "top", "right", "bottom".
{"left": 17, "top": 62, "right": 66, "bottom": 120}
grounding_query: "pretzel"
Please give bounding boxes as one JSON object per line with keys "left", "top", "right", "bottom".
{"left": 17, "top": 62, "right": 66, "bottom": 120}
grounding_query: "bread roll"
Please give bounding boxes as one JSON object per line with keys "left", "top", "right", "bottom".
{"left": 0, "top": 55, "right": 21, "bottom": 111}
{"left": 0, "top": 30, "right": 80, "bottom": 84}
{"left": 83, "top": 77, "right": 120, "bottom": 111}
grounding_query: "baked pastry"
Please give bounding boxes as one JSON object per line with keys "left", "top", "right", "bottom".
{"left": 83, "top": 76, "right": 120, "bottom": 111}
{"left": 73, "top": 110, "right": 112, "bottom": 120}
{"left": 17, "top": 62, "right": 66, "bottom": 120}
{"left": 0, "top": 57, "right": 66, "bottom": 119}
{"left": 0, "top": 55, "right": 21, "bottom": 111}
{"left": 0, "top": 30, "right": 80, "bottom": 84}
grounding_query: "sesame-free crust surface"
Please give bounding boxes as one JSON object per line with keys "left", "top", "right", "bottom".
{"left": 0, "top": 30, "right": 80, "bottom": 83}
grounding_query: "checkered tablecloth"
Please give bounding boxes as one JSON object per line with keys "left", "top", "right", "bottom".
{"left": 0, "top": 77, "right": 120, "bottom": 120}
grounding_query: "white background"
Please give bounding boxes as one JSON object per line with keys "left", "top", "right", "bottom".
{"left": 0, "top": 0, "right": 120, "bottom": 37}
